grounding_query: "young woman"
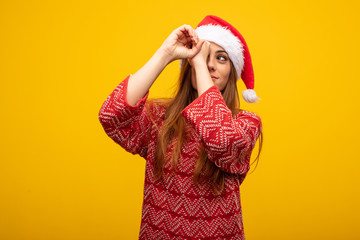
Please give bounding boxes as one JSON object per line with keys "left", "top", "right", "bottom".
{"left": 99, "top": 15, "right": 263, "bottom": 240}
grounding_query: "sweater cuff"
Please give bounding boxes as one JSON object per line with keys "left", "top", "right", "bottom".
{"left": 181, "top": 85, "right": 223, "bottom": 124}
{"left": 121, "top": 74, "right": 149, "bottom": 111}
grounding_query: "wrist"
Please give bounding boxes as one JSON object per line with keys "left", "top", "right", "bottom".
{"left": 191, "top": 59, "right": 207, "bottom": 69}
{"left": 156, "top": 46, "right": 173, "bottom": 65}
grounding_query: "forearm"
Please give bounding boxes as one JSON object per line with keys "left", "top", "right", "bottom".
{"left": 126, "top": 48, "right": 171, "bottom": 106}
{"left": 181, "top": 86, "right": 262, "bottom": 174}
{"left": 98, "top": 76, "right": 152, "bottom": 158}
{"left": 194, "top": 62, "right": 214, "bottom": 96}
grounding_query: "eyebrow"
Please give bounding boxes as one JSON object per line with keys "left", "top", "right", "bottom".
{"left": 216, "top": 50, "right": 228, "bottom": 55}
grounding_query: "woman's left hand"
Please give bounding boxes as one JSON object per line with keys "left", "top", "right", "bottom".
{"left": 189, "top": 40, "right": 211, "bottom": 68}
{"left": 188, "top": 40, "right": 214, "bottom": 96}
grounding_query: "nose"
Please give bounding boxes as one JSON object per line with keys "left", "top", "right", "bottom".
{"left": 207, "top": 55, "right": 216, "bottom": 72}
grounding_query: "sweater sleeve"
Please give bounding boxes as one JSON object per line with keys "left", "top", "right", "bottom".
{"left": 98, "top": 75, "right": 152, "bottom": 158}
{"left": 181, "top": 85, "right": 262, "bottom": 175}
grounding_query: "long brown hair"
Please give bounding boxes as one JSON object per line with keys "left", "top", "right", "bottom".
{"left": 147, "top": 59, "right": 263, "bottom": 196}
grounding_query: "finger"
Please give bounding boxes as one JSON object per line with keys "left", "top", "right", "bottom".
{"left": 191, "top": 30, "right": 198, "bottom": 45}
{"left": 174, "top": 30, "right": 193, "bottom": 48}
{"left": 179, "top": 36, "right": 193, "bottom": 49}
{"left": 175, "top": 25, "right": 192, "bottom": 39}
{"left": 204, "top": 40, "right": 210, "bottom": 50}
{"left": 178, "top": 24, "right": 191, "bottom": 35}
{"left": 194, "top": 31, "right": 199, "bottom": 44}
{"left": 179, "top": 24, "right": 196, "bottom": 43}
{"left": 195, "top": 39, "right": 205, "bottom": 49}
{"left": 189, "top": 26, "right": 198, "bottom": 44}
{"left": 188, "top": 39, "right": 205, "bottom": 57}
{"left": 197, "top": 39, "right": 206, "bottom": 47}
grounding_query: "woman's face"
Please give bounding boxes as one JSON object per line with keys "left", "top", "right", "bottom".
{"left": 191, "top": 42, "right": 231, "bottom": 92}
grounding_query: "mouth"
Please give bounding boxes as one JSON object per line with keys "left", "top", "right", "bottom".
{"left": 211, "top": 75, "right": 218, "bottom": 80}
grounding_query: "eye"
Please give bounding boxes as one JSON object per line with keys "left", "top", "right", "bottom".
{"left": 217, "top": 55, "right": 227, "bottom": 62}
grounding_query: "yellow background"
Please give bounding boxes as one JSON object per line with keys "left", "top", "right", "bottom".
{"left": 1, "top": 0, "right": 359, "bottom": 239}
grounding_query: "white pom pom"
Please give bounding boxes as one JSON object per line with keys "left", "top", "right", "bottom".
{"left": 242, "top": 89, "right": 261, "bottom": 103}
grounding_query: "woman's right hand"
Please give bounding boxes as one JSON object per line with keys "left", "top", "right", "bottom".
{"left": 126, "top": 25, "right": 204, "bottom": 106}
{"left": 159, "top": 25, "right": 205, "bottom": 63}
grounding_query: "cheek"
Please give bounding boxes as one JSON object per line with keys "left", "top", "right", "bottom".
{"left": 218, "top": 64, "right": 231, "bottom": 88}
{"left": 222, "top": 64, "right": 231, "bottom": 79}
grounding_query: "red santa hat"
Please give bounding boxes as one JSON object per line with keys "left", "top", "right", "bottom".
{"left": 195, "top": 15, "right": 260, "bottom": 103}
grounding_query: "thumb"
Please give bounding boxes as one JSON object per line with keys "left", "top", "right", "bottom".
{"left": 188, "top": 39, "right": 205, "bottom": 58}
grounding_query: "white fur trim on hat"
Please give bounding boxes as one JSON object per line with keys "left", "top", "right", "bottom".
{"left": 195, "top": 24, "right": 244, "bottom": 80}
{"left": 242, "top": 89, "right": 260, "bottom": 103}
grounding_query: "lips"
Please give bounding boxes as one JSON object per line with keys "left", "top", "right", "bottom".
{"left": 211, "top": 75, "right": 218, "bottom": 80}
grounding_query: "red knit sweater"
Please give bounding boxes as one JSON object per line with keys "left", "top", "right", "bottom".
{"left": 98, "top": 75, "right": 262, "bottom": 240}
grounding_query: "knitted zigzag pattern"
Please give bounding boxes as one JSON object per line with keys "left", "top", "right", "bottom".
{"left": 99, "top": 75, "right": 262, "bottom": 239}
